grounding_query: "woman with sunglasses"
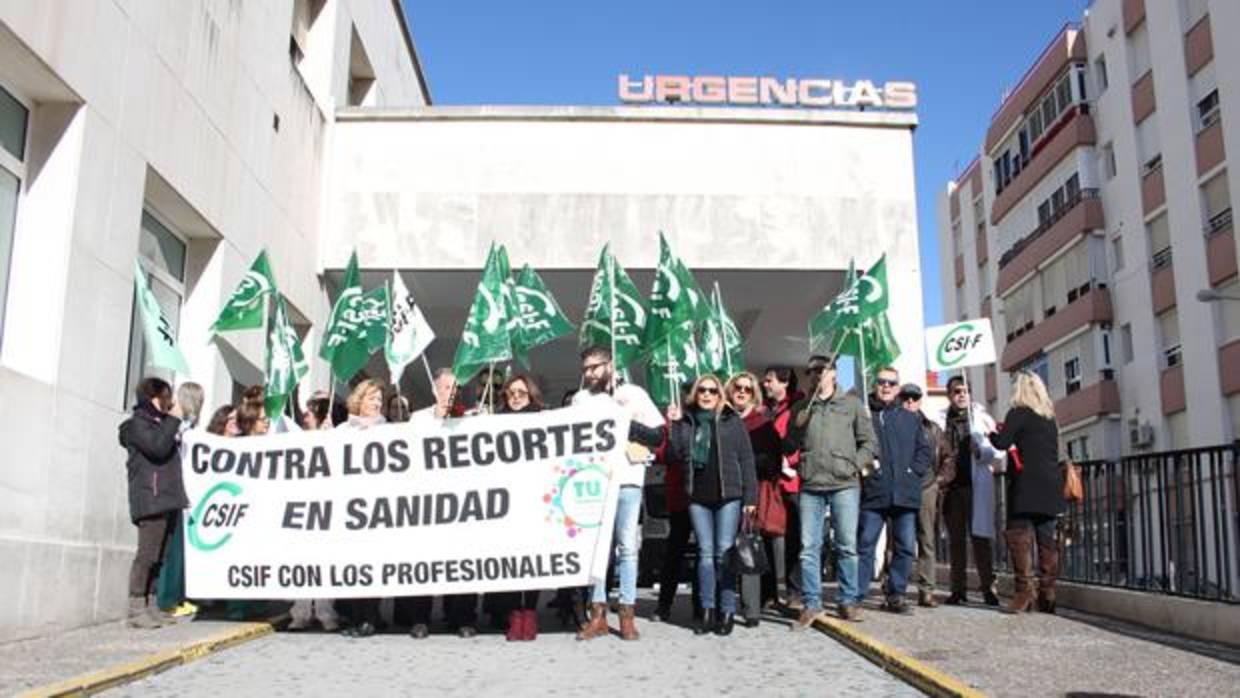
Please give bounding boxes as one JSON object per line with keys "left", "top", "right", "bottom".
{"left": 667, "top": 375, "right": 758, "bottom": 636}
{"left": 726, "top": 372, "right": 784, "bottom": 627}
{"left": 494, "top": 373, "right": 546, "bottom": 640}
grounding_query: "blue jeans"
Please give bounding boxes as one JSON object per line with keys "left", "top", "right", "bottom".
{"left": 799, "top": 487, "right": 860, "bottom": 610}
{"left": 688, "top": 499, "right": 742, "bottom": 614}
{"left": 858, "top": 506, "right": 918, "bottom": 601}
{"left": 592, "top": 485, "right": 642, "bottom": 606}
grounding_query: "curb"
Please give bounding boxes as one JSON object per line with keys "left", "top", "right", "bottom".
{"left": 812, "top": 614, "right": 985, "bottom": 698}
{"left": 17, "top": 616, "right": 283, "bottom": 698}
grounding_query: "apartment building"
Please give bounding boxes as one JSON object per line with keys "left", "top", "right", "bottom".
{"left": 939, "top": 0, "right": 1240, "bottom": 459}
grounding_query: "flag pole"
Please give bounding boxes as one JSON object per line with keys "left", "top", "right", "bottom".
{"left": 607, "top": 249, "right": 618, "bottom": 395}
{"left": 666, "top": 335, "right": 678, "bottom": 409}
{"left": 857, "top": 325, "right": 869, "bottom": 399}
{"left": 420, "top": 354, "right": 435, "bottom": 388}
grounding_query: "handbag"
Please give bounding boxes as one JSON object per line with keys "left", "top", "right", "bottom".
{"left": 756, "top": 480, "right": 787, "bottom": 536}
{"left": 725, "top": 518, "right": 770, "bottom": 576}
{"left": 1062, "top": 460, "right": 1084, "bottom": 502}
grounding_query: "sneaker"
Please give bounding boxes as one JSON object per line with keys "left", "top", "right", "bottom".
{"left": 883, "top": 598, "right": 913, "bottom": 615}
{"left": 790, "top": 608, "right": 819, "bottom": 631}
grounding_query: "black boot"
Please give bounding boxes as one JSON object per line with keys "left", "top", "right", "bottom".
{"left": 694, "top": 609, "right": 715, "bottom": 635}
{"left": 714, "top": 612, "right": 735, "bottom": 636}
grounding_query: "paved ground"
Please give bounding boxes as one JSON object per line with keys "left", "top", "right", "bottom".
{"left": 0, "top": 604, "right": 281, "bottom": 696}
{"left": 838, "top": 587, "right": 1240, "bottom": 698}
{"left": 108, "top": 593, "right": 919, "bottom": 698}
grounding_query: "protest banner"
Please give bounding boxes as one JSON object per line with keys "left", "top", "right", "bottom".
{"left": 924, "top": 318, "right": 997, "bottom": 371}
{"left": 182, "top": 403, "right": 630, "bottom": 598}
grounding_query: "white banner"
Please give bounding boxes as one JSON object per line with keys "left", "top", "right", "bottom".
{"left": 924, "top": 318, "right": 997, "bottom": 371}
{"left": 182, "top": 405, "right": 630, "bottom": 598}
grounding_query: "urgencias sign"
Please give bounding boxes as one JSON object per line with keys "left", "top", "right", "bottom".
{"left": 618, "top": 74, "right": 917, "bottom": 109}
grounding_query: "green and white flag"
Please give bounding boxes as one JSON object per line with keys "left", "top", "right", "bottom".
{"left": 132, "top": 260, "right": 190, "bottom": 375}
{"left": 452, "top": 244, "right": 513, "bottom": 384}
{"left": 385, "top": 270, "right": 435, "bottom": 386}
{"left": 210, "top": 250, "right": 277, "bottom": 333}
{"left": 808, "top": 255, "right": 890, "bottom": 352}
{"left": 580, "top": 245, "right": 648, "bottom": 369}
{"left": 511, "top": 264, "right": 574, "bottom": 366}
{"left": 699, "top": 283, "right": 745, "bottom": 379}
{"left": 648, "top": 320, "right": 699, "bottom": 407}
{"left": 646, "top": 232, "right": 709, "bottom": 347}
{"left": 833, "top": 312, "right": 901, "bottom": 383}
{"left": 319, "top": 251, "right": 362, "bottom": 364}
{"left": 265, "top": 294, "right": 309, "bottom": 419}
{"left": 324, "top": 285, "right": 389, "bottom": 382}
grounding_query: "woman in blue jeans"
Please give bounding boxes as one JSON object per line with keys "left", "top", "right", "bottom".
{"left": 668, "top": 374, "right": 758, "bottom": 636}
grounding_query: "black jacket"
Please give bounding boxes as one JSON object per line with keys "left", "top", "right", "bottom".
{"left": 118, "top": 407, "right": 187, "bottom": 523}
{"left": 862, "top": 400, "right": 931, "bottom": 511}
{"left": 988, "top": 406, "right": 1063, "bottom": 518}
{"left": 668, "top": 407, "right": 758, "bottom": 507}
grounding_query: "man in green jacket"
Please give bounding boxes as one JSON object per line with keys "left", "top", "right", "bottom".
{"left": 782, "top": 354, "right": 875, "bottom": 627}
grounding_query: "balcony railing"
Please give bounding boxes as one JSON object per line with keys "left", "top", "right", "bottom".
{"left": 1207, "top": 208, "right": 1234, "bottom": 237}
{"left": 998, "top": 188, "right": 1100, "bottom": 269}
{"left": 938, "top": 444, "right": 1240, "bottom": 603}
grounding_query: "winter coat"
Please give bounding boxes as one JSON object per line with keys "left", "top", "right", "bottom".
{"left": 668, "top": 407, "right": 758, "bottom": 507}
{"left": 988, "top": 406, "right": 1063, "bottom": 518}
{"left": 919, "top": 414, "right": 954, "bottom": 489}
{"left": 781, "top": 389, "right": 875, "bottom": 492}
{"left": 762, "top": 392, "right": 804, "bottom": 493}
{"left": 862, "top": 400, "right": 930, "bottom": 511}
{"left": 741, "top": 408, "right": 783, "bottom": 482}
{"left": 934, "top": 403, "right": 1005, "bottom": 538}
{"left": 118, "top": 405, "right": 187, "bottom": 523}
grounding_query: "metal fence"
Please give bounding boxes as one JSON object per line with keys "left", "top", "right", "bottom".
{"left": 942, "top": 444, "right": 1240, "bottom": 603}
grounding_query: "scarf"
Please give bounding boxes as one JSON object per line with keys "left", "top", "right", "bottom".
{"left": 690, "top": 407, "right": 715, "bottom": 471}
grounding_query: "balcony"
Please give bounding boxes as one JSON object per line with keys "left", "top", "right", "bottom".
{"left": 985, "top": 27, "right": 1087, "bottom": 153}
{"left": 976, "top": 226, "right": 989, "bottom": 266}
{"left": 996, "top": 189, "right": 1103, "bottom": 296}
{"left": 1001, "top": 286, "right": 1113, "bottom": 371}
{"left": 1195, "top": 119, "right": 1226, "bottom": 176}
{"left": 992, "top": 110, "right": 1096, "bottom": 225}
{"left": 1206, "top": 211, "right": 1236, "bottom": 285}
{"left": 1123, "top": 0, "right": 1145, "bottom": 34}
{"left": 1055, "top": 379, "right": 1120, "bottom": 427}
{"left": 1141, "top": 161, "right": 1166, "bottom": 214}
{"left": 1150, "top": 249, "right": 1176, "bottom": 313}
{"left": 1184, "top": 15, "right": 1213, "bottom": 77}
{"left": 1220, "top": 339, "right": 1240, "bottom": 396}
{"left": 1131, "top": 70, "right": 1156, "bottom": 124}
{"left": 1160, "top": 363, "right": 1186, "bottom": 415}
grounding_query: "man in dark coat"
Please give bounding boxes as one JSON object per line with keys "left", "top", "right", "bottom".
{"left": 858, "top": 368, "right": 930, "bottom": 614}
{"left": 899, "top": 383, "right": 953, "bottom": 608}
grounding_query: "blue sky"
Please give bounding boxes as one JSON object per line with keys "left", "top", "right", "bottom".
{"left": 402, "top": 0, "right": 1089, "bottom": 328}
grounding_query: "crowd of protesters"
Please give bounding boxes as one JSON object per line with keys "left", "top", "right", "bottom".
{"left": 120, "top": 347, "right": 1067, "bottom": 638}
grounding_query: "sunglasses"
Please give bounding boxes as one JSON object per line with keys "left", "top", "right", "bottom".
{"left": 876, "top": 378, "right": 900, "bottom": 387}
{"left": 733, "top": 384, "right": 754, "bottom": 393}
{"left": 506, "top": 388, "right": 529, "bottom": 398}
{"left": 807, "top": 365, "right": 833, "bottom": 374}
{"left": 697, "top": 386, "right": 721, "bottom": 396}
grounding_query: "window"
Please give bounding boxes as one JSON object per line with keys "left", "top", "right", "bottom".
{"left": 1147, "top": 213, "right": 1171, "bottom": 268}
{"left": 979, "top": 264, "right": 991, "bottom": 296}
{"left": 1228, "top": 394, "right": 1240, "bottom": 442}
{"left": 0, "top": 83, "right": 28, "bottom": 346}
{"left": 1111, "top": 235, "right": 1125, "bottom": 272}
{"left": 1217, "top": 278, "right": 1240, "bottom": 344}
{"left": 1066, "top": 434, "right": 1090, "bottom": 461}
{"left": 1136, "top": 117, "right": 1161, "bottom": 175}
{"left": 1197, "top": 90, "right": 1221, "bottom": 131}
{"left": 1101, "top": 143, "right": 1117, "bottom": 181}
{"left": 1095, "top": 55, "right": 1109, "bottom": 94}
{"left": 125, "top": 210, "right": 187, "bottom": 402}
{"left": 1005, "top": 282, "right": 1036, "bottom": 341}
{"left": 1064, "top": 356, "right": 1082, "bottom": 394}
{"left": 1121, "top": 323, "right": 1134, "bottom": 364}
{"left": 1128, "top": 24, "right": 1152, "bottom": 81}
{"left": 1167, "top": 411, "right": 1189, "bottom": 449}
{"left": 951, "top": 220, "right": 963, "bottom": 252}
{"left": 1043, "top": 254, "right": 1066, "bottom": 316}
{"left": 1158, "top": 309, "right": 1182, "bottom": 368}
{"left": 1181, "top": 0, "right": 1209, "bottom": 29}
{"left": 1202, "top": 171, "right": 1232, "bottom": 234}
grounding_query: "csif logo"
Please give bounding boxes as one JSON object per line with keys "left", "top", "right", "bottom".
{"left": 188, "top": 482, "right": 248, "bottom": 552}
{"left": 936, "top": 324, "right": 984, "bottom": 367}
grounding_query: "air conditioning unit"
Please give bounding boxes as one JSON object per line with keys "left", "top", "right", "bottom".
{"left": 1129, "top": 423, "right": 1155, "bottom": 449}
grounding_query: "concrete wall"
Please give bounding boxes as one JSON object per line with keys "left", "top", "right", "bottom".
{"left": 0, "top": 0, "right": 425, "bottom": 642}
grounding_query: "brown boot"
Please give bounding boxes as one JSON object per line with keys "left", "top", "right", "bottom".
{"left": 1037, "top": 536, "right": 1060, "bottom": 614}
{"left": 1002, "top": 527, "right": 1035, "bottom": 614}
{"left": 618, "top": 604, "right": 640, "bottom": 641}
{"left": 575, "top": 603, "right": 608, "bottom": 641}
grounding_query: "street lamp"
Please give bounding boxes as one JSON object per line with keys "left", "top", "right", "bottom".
{"left": 1196, "top": 288, "right": 1240, "bottom": 303}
